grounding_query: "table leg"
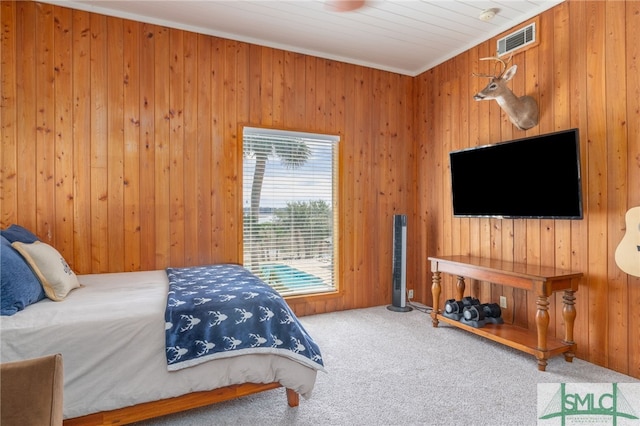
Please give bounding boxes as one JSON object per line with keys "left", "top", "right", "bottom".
{"left": 537, "top": 358, "right": 548, "bottom": 371}
{"left": 431, "top": 271, "right": 441, "bottom": 327}
{"left": 562, "top": 289, "right": 576, "bottom": 362}
{"left": 455, "top": 276, "right": 465, "bottom": 301}
{"left": 535, "top": 294, "right": 550, "bottom": 371}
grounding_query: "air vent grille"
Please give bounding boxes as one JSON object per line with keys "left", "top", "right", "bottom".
{"left": 497, "top": 22, "right": 536, "bottom": 56}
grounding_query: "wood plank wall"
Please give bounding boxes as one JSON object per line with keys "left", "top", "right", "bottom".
{"left": 0, "top": 1, "right": 415, "bottom": 316}
{"left": 1, "top": 1, "right": 639, "bottom": 380}
{"left": 416, "top": 1, "right": 640, "bottom": 378}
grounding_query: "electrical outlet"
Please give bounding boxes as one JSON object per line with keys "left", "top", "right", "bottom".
{"left": 408, "top": 289, "right": 414, "bottom": 299}
{"left": 499, "top": 296, "right": 507, "bottom": 309}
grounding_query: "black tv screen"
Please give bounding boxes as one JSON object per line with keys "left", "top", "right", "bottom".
{"left": 449, "top": 129, "right": 583, "bottom": 219}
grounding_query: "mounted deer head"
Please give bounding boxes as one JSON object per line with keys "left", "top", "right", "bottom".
{"left": 473, "top": 55, "right": 539, "bottom": 131}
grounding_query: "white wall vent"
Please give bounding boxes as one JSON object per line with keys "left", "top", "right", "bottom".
{"left": 497, "top": 22, "right": 536, "bottom": 56}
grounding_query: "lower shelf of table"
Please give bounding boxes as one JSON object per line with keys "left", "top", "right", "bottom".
{"left": 435, "top": 314, "right": 575, "bottom": 360}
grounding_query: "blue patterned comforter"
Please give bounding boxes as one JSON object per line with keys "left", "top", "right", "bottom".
{"left": 164, "top": 264, "right": 325, "bottom": 372}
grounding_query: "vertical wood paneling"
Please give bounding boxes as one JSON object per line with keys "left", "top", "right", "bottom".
{"left": 415, "top": 69, "right": 430, "bottom": 305}
{"left": 372, "top": 70, "right": 385, "bottom": 305}
{"left": 123, "top": 19, "right": 141, "bottom": 271}
{"left": 35, "top": 3, "right": 54, "bottom": 243}
{"left": 89, "top": 13, "right": 108, "bottom": 272}
{"left": 53, "top": 6, "right": 74, "bottom": 262}
{"left": 626, "top": 0, "right": 640, "bottom": 379}
{"left": 169, "top": 28, "right": 185, "bottom": 267}
{"left": 71, "top": 9, "right": 91, "bottom": 272}
{"left": 568, "top": 0, "right": 590, "bottom": 361}
{"left": 424, "top": 66, "right": 440, "bottom": 303}
{"left": 314, "top": 58, "right": 326, "bottom": 131}
{"left": 1, "top": 2, "right": 17, "bottom": 225}
{"left": 342, "top": 63, "right": 357, "bottom": 307}
{"left": 107, "top": 17, "right": 124, "bottom": 272}
{"left": 138, "top": 23, "right": 155, "bottom": 270}
{"left": 271, "top": 49, "right": 285, "bottom": 127}
{"left": 362, "top": 67, "right": 375, "bottom": 306}
{"left": 306, "top": 56, "right": 317, "bottom": 128}
{"left": 222, "top": 40, "right": 239, "bottom": 261}
{"left": 214, "top": 40, "right": 229, "bottom": 259}
{"left": 289, "top": 52, "right": 306, "bottom": 128}
{"left": 153, "top": 26, "right": 170, "bottom": 268}
{"left": 1, "top": 1, "right": 638, "bottom": 380}
{"left": 181, "top": 30, "right": 197, "bottom": 266}
{"left": 230, "top": 41, "right": 248, "bottom": 261}
{"left": 605, "top": 0, "right": 629, "bottom": 373}
{"left": 0, "top": 2, "right": 18, "bottom": 223}
{"left": 248, "top": 44, "right": 262, "bottom": 125}
{"left": 210, "top": 37, "right": 223, "bottom": 261}
{"left": 260, "top": 48, "right": 274, "bottom": 126}
{"left": 15, "top": 3, "right": 36, "bottom": 231}
{"left": 195, "top": 34, "right": 211, "bottom": 265}
{"left": 353, "top": 64, "right": 368, "bottom": 307}
{"left": 585, "top": 1, "right": 608, "bottom": 367}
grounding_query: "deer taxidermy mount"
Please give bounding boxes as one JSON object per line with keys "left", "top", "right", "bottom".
{"left": 473, "top": 55, "right": 539, "bottom": 131}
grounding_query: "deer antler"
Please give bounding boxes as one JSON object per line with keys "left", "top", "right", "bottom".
{"left": 472, "top": 54, "right": 513, "bottom": 79}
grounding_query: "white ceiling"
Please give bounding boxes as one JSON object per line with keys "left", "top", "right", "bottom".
{"left": 43, "top": 0, "right": 564, "bottom": 76}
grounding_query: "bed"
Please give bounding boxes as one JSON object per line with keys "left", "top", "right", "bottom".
{"left": 1, "top": 227, "right": 325, "bottom": 425}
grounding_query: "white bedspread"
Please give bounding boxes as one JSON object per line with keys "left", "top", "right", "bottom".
{"left": 0, "top": 270, "right": 319, "bottom": 419}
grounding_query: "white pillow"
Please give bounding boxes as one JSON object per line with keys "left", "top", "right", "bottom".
{"left": 11, "top": 241, "right": 80, "bottom": 301}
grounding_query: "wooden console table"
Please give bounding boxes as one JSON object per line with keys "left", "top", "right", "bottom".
{"left": 429, "top": 255, "right": 581, "bottom": 371}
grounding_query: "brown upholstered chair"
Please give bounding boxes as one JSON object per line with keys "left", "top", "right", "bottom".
{"left": 0, "top": 353, "right": 64, "bottom": 426}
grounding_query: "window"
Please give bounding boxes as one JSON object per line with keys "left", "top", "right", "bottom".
{"left": 242, "top": 127, "right": 339, "bottom": 296}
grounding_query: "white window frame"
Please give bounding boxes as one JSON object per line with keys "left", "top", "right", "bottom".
{"left": 242, "top": 127, "right": 339, "bottom": 296}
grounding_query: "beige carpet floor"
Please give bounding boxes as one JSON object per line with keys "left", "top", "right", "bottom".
{"left": 132, "top": 304, "right": 639, "bottom": 426}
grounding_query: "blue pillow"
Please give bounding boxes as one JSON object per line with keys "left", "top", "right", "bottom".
{"left": 1, "top": 224, "right": 39, "bottom": 243}
{"left": 1, "top": 235, "right": 46, "bottom": 316}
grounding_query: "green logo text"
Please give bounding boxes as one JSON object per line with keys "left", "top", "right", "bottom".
{"left": 539, "top": 383, "right": 639, "bottom": 425}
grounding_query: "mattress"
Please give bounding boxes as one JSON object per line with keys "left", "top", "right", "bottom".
{"left": 0, "top": 270, "right": 319, "bottom": 419}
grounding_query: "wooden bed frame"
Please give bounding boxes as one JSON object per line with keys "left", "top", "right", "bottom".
{"left": 63, "top": 383, "right": 299, "bottom": 425}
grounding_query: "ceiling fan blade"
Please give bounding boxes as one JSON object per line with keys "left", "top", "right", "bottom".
{"left": 324, "top": 0, "right": 366, "bottom": 12}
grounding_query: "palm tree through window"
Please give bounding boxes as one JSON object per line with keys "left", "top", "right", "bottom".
{"left": 242, "top": 127, "right": 339, "bottom": 296}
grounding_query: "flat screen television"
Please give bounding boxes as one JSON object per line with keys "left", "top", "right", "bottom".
{"left": 449, "top": 128, "right": 583, "bottom": 219}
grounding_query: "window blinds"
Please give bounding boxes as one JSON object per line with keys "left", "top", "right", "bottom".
{"left": 242, "top": 127, "right": 339, "bottom": 296}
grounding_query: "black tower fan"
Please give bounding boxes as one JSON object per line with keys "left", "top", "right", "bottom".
{"left": 387, "top": 214, "right": 412, "bottom": 312}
